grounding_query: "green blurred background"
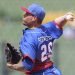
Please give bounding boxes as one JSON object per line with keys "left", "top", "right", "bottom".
{"left": 0, "top": 0, "right": 75, "bottom": 75}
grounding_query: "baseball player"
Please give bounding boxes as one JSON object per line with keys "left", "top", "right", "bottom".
{"left": 6, "top": 4, "right": 74, "bottom": 75}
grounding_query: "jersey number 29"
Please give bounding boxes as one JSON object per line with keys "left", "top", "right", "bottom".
{"left": 41, "top": 42, "right": 52, "bottom": 62}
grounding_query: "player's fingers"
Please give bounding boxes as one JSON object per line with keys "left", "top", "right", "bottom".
{"left": 65, "top": 13, "right": 75, "bottom": 21}
{"left": 7, "top": 63, "right": 12, "bottom": 67}
{"left": 69, "top": 16, "right": 75, "bottom": 21}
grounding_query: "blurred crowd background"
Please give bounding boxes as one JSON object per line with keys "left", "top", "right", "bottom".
{"left": 0, "top": 0, "right": 75, "bottom": 75}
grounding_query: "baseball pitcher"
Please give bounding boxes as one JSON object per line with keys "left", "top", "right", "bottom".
{"left": 5, "top": 4, "right": 74, "bottom": 75}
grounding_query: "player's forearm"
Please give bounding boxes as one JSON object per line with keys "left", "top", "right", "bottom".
{"left": 7, "top": 62, "right": 25, "bottom": 72}
{"left": 54, "top": 12, "right": 74, "bottom": 28}
{"left": 54, "top": 15, "right": 67, "bottom": 28}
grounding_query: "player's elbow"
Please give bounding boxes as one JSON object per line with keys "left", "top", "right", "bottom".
{"left": 22, "top": 57, "right": 34, "bottom": 71}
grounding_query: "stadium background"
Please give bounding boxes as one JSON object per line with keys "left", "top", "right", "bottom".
{"left": 0, "top": 0, "right": 75, "bottom": 75}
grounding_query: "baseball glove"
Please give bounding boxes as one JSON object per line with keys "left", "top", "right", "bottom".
{"left": 5, "top": 43, "right": 22, "bottom": 64}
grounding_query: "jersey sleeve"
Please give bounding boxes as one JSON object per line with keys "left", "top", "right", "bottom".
{"left": 42, "top": 21, "right": 63, "bottom": 39}
{"left": 19, "top": 33, "right": 36, "bottom": 62}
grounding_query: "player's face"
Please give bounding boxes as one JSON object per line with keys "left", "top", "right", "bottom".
{"left": 22, "top": 13, "right": 37, "bottom": 26}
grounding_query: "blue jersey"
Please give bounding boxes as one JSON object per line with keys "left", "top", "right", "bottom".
{"left": 19, "top": 21, "right": 63, "bottom": 74}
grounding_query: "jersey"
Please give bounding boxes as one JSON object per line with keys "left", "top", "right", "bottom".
{"left": 19, "top": 21, "right": 63, "bottom": 74}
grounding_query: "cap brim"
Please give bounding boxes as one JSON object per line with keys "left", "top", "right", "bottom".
{"left": 21, "top": 7, "right": 31, "bottom": 14}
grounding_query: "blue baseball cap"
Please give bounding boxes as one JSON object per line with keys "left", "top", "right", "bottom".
{"left": 21, "top": 4, "right": 45, "bottom": 21}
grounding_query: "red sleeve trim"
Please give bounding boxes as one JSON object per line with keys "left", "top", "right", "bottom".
{"left": 53, "top": 21, "right": 63, "bottom": 30}
{"left": 23, "top": 55, "right": 35, "bottom": 63}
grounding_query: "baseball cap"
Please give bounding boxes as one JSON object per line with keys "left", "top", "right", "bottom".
{"left": 21, "top": 4, "right": 45, "bottom": 21}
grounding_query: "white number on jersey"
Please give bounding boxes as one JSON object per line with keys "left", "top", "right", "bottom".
{"left": 41, "top": 42, "right": 52, "bottom": 62}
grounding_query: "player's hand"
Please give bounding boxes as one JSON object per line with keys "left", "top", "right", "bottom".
{"left": 7, "top": 63, "right": 13, "bottom": 69}
{"left": 64, "top": 12, "right": 75, "bottom": 21}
